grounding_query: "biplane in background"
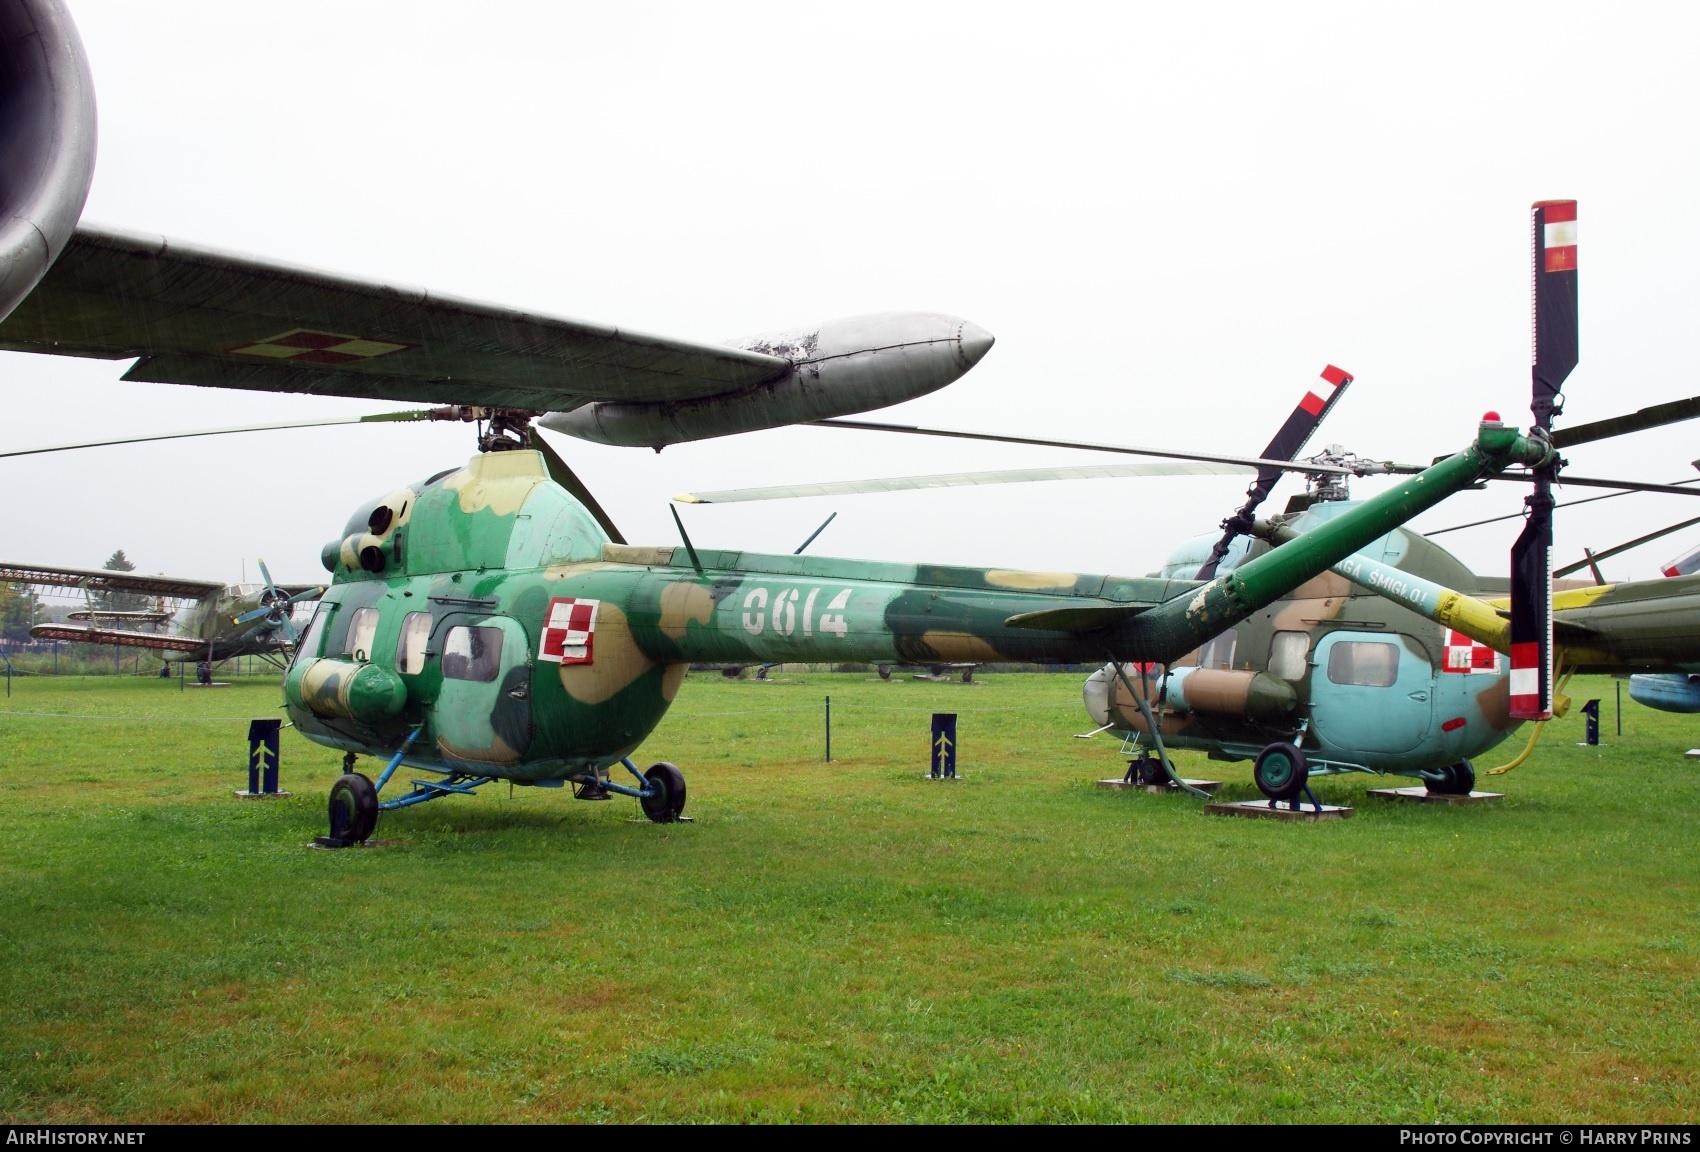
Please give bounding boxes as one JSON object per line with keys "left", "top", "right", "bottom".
{"left": 2, "top": 560, "right": 321, "bottom": 681}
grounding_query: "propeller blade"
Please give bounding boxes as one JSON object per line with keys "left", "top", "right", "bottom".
{"left": 674, "top": 460, "right": 1255, "bottom": 504}
{"left": 256, "top": 558, "right": 277, "bottom": 593}
{"left": 1197, "top": 364, "right": 1352, "bottom": 580}
{"left": 0, "top": 410, "right": 440, "bottom": 460}
{"left": 285, "top": 586, "right": 325, "bottom": 604}
{"left": 807, "top": 418, "right": 1377, "bottom": 476}
{"left": 1553, "top": 513, "right": 1700, "bottom": 578}
{"left": 529, "top": 429, "right": 626, "bottom": 545}
{"left": 1509, "top": 199, "right": 1578, "bottom": 722}
{"left": 1551, "top": 394, "right": 1700, "bottom": 449}
{"left": 233, "top": 606, "right": 272, "bottom": 625}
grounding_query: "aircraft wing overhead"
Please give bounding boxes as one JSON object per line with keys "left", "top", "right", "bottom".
{"left": 0, "top": 224, "right": 794, "bottom": 410}
{"left": 29, "top": 624, "right": 209, "bottom": 653}
{"left": 0, "top": 561, "right": 224, "bottom": 599}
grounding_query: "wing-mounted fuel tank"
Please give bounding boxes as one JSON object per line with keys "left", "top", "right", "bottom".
{"left": 0, "top": 0, "right": 95, "bottom": 322}
{"left": 539, "top": 313, "right": 994, "bottom": 448}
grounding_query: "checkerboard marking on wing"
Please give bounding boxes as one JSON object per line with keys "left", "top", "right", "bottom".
{"left": 228, "top": 328, "right": 413, "bottom": 365}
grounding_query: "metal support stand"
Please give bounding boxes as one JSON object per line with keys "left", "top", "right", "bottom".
{"left": 1106, "top": 657, "right": 1208, "bottom": 799}
{"left": 1265, "top": 781, "right": 1324, "bottom": 815}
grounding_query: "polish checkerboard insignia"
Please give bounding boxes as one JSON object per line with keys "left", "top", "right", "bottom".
{"left": 1443, "top": 630, "right": 1498, "bottom": 674}
{"left": 540, "top": 597, "right": 598, "bottom": 665}
{"left": 228, "top": 328, "right": 414, "bottom": 365}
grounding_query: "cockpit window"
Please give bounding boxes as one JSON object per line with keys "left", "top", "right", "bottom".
{"left": 442, "top": 625, "right": 504, "bottom": 682}
{"left": 395, "top": 612, "right": 432, "bottom": 675}
{"left": 1195, "top": 629, "right": 1238, "bottom": 670}
{"left": 293, "top": 603, "right": 333, "bottom": 666}
{"left": 343, "top": 607, "right": 380, "bottom": 662}
{"left": 1268, "top": 631, "right": 1309, "bottom": 680}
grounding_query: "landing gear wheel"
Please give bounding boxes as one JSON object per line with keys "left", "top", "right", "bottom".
{"left": 639, "top": 762, "right": 687, "bottom": 824}
{"left": 878, "top": 665, "right": 892, "bottom": 680}
{"left": 1426, "top": 760, "right": 1476, "bottom": 795}
{"left": 1253, "top": 742, "right": 1308, "bottom": 801}
{"left": 196, "top": 662, "right": 212, "bottom": 685}
{"left": 961, "top": 669, "right": 974, "bottom": 683}
{"left": 328, "top": 773, "right": 379, "bottom": 843}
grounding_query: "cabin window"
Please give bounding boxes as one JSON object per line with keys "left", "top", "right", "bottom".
{"left": 294, "top": 603, "right": 333, "bottom": 665}
{"left": 1196, "top": 629, "right": 1238, "bottom": 670}
{"left": 1268, "top": 631, "right": 1310, "bottom": 681}
{"left": 1326, "top": 640, "right": 1399, "bottom": 688}
{"left": 442, "top": 625, "right": 504, "bottom": 682}
{"left": 395, "top": 612, "right": 432, "bottom": 675}
{"left": 343, "top": 606, "right": 380, "bottom": 662}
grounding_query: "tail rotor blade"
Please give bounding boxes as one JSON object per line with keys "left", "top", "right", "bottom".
{"left": 1509, "top": 504, "right": 1554, "bottom": 719}
{"left": 1510, "top": 200, "right": 1578, "bottom": 722}
{"left": 1532, "top": 200, "right": 1578, "bottom": 426}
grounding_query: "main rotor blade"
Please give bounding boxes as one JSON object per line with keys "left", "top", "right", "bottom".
{"left": 1485, "top": 473, "right": 1700, "bottom": 498}
{"left": 807, "top": 418, "right": 1379, "bottom": 476}
{"left": 1196, "top": 364, "right": 1353, "bottom": 581}
{"left": 1553, "top": 513, "right": 1700, "bottom": 578}
{"left": 1425, "top": 475, "right": 1700, "bottom": 536}
{"left": 529, "top": 429, "right": 626, "bottom": 545}
{"left": 675, "top": 460, "right": 1256, "bottom": 504}
{"left": 1551, "top": 394, "right": 1700, "bottom": 449}
{"left": 0, "top": 410, "right": 438, "bottom": 459}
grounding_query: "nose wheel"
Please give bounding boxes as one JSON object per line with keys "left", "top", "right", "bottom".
{"left": 1425, "top": 760, "right": 1476, "bottom": 795}
{"left": 323, "top": 772, "right": 378, "bottom": 846}
{"left": 1253, "top": 742, "right": 1309, "bottom": 801}
{"left": 639, "top": 762, "right": 688, "bottom": 823}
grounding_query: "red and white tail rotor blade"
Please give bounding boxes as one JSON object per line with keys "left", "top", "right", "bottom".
{"left": 1510, "top": 200, "right": 1578, "bottom": 721}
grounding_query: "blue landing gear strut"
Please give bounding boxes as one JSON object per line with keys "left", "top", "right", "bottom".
{"left": 319, "top": 727, "right": 501, "bottom": 849}
{"left": 586, "top": 757, "right": 688, "bottom": 823}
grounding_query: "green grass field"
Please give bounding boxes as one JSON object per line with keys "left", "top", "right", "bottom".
{"left": 1, "top": 670, "right": 1696, "bottom": 1123}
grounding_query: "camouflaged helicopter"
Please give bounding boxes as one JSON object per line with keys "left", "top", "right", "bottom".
{"left": 268, "top": 410, "right": 1548, "bottom": 841}
{"left": 687, "top": 203, "right": 1700, "bottom": 802}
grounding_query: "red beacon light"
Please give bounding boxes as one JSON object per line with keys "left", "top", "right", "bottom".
{"left": 1481, "top": 410, "right": 1502, "bottom": 424}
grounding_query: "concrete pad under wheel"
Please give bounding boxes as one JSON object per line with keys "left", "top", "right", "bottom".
{"left": 1204, "top": 799, "right": 1353, "bottom": 822}
{"left": 1098, "top": 778, "right": 1222, "bottom": 795}
{"left": 233, "top": 790, "right": 292, "bottom": 799}
{"left": 1366, "top": 787, "right": 1503, "bottom": 804}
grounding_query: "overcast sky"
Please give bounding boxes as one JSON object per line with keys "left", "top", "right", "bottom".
{"left": 5, "top": 1, "right": 1699, "bottom": 588}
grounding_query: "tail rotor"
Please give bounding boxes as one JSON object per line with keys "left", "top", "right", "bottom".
{"left": 1509, "top": 200, "right": 1578, "bottom": 721}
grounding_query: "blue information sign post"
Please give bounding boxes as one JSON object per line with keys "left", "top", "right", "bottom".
{"left": 238, "top": 718, "right": 288, "bottom": 797}
{"left": 1579, "top": 698, "right": 1601, "bottom": 747}
{"left": 930, "top": 713, "right": 958, "bottom": 779}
